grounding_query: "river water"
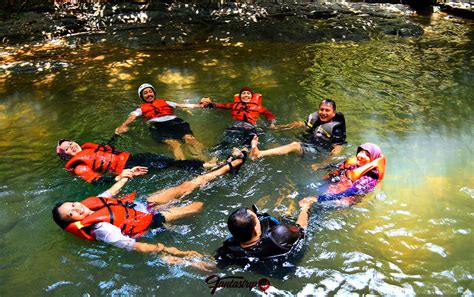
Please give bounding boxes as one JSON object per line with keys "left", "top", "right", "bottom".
{"left": 0, "top": 12, "right": 473, "bottom": 296}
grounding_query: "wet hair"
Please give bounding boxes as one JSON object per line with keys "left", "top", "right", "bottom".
{"left": 239, "top": 86, "right": 254, "bottom": 98}
{"left": 319, "top": 99, "right": 336, "bottom": 111}
{"left": 52, "top": 202, "right": 70, "bottom": 229}
{"left": 227, "top": 207, "right": 256, "bottom": 242}
{"left": 56, "top": 139, "right": 73, "bottom": 161}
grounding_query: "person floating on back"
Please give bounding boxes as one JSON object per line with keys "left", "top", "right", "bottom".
{"left": 250, "top": 99, "right": 346, "bottom": 159}
{"left": 199, "top": 86, "right": 276, "bottom": 148}
{"left": 115, "top": 83, "right": 206, "bottom": 160}
{"left": 56, "top": 138, "right": 216, "bottom": 184}
{"left": 52, "top": 149, "right": 247, "bottom": 271}
{"left": 313, "top": 143, "right": 386, "bottom": 205}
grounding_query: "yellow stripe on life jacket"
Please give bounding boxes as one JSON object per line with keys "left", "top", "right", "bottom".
{"left": 74, "top": 221, "right": 85, "bottom": 229}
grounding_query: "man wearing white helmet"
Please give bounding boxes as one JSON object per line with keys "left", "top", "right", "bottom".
{"left": 115, "top": 83, "right": 205, "bottom": 160}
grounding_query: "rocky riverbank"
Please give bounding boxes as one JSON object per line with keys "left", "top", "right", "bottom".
{"left": 0, "top": 2, "right": 423, "bottom": 48}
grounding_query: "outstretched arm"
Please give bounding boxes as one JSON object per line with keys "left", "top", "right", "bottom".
{"left": 199, "top": 97, "right": 234, "bottom": 109}
{"left": 115, "top": 114, "right": 138, "bottom": 135}
{"left": 260, "top": 106, "right": 277, "bottom": 128}
{"left": 106, "top": 176, "right": 130, "bottom": 197}
{"left": 270, "top": 120, "right": 305, "bottom": 130}
{"left": 134, "top": 242, "right": 215, "bottom": 272}
{"left": 102, "top": 167, "right": 147, "bottom": 196}
{"left": 295, "top": 197, "right": 317, "bottom": 229}
{"left": 174, "top": 103, "right": 203, "bottom": 109}
{"left": 134, "top": 242, "right": 201, "bottom": 256}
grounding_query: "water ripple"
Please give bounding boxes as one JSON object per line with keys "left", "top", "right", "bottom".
{"left": 425, "top": 243, "right": 447, "bottom": 257}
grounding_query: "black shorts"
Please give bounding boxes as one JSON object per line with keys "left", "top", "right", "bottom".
{"left": 300, "top": 142, "right": 328, "bottom": 157}
{"left": 224, "top": 121, "right": 264, "bottom": 147}
{"left": 149, "top": 118, "right": 193, "bottom": 143}
{"left": 148, "top": 211, "right": 166, "bottom": 229}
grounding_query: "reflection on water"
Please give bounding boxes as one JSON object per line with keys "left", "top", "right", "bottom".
{"left": 0, "top": 14, "right": 473, "bottom": 296}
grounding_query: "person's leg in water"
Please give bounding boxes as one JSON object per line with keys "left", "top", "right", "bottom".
{"left": 158, "top": 202, "right": 204, "bottom": 222}
{"left": 126, "top": 153, "right": 217, "bottom": 172}
{"left": 183, "top": 134, "right": 207, "bottom": 161}
{"left": 146, "top": 152, "right": 246, "bottom": 205}
{"left": 250, "top": 135, "right": 303, "bottom": 160}
{"left": 164, "top": 139, "right": 186, "bottom": 160}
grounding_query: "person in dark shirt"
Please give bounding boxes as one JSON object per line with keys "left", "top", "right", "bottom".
{"left": 216, "top": 197, "right": 317, "bottom": 268}
{"left": 250, "top": 99, "right": 346, "bottom": 159}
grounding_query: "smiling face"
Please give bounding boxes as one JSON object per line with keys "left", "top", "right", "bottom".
{"left": 58, "top": 202, "right": 92, "bottom": 222}
{"left": 356, "top": 149, "right": 371, "bottom": 167}
{"left": 318, "top": 102, "right": 336, "bottom": 123}
{"left": 240, "top": 91, "right": 253, "bottom": 103}
{"left": 140, "top": 87, "right": 155, "bottom": 102}
{"left": 58, "top": 140, "right": 82, "bottom": 157}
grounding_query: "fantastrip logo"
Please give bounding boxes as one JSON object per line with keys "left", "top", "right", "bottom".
{"left": 205, "top": 275, "right": 270, "bottom": 295}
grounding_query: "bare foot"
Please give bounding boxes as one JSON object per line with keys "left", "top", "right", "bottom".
{"left": 250, "top": 135, "right": 261, "bottom": 160}
{"left": 231, "top": 147, "right": 247, "bottom": 159}
{"left": 203, "top": 157, "right": 219, "bottom": 169}
{"left": 299, "top": 196, "right": 318, "bottom": 209}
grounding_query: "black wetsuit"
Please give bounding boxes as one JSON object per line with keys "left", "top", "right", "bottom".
{"left": 216, "top": 214, "right": 305, "bottom": 269}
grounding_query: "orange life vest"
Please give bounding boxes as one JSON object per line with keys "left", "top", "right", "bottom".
{"left": 64, "top": 192, "right": 153, "bottom": 241}
{"left": 345, "top": 155, "right": 386, "bottom": 182}
{"left": 64, "top": 143, "right": 130, "bottom": 176}
{"left": 140, "top": 99, "right": 175, "bottom": 119}
{"left": 327, "top": 155, "right": 386, "bottom": 196}
{"left": 230, "top": 93, "right": 263, "bottom": 125}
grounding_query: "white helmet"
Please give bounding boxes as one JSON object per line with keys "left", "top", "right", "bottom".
{"left": 138, "top": 83, "right": 155, "bottom": 99}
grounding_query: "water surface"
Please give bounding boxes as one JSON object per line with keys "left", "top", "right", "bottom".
{"left": 0, "top": 13, "right": 473, "bottom": 296}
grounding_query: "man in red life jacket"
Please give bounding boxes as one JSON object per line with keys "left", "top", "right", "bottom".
{"left": 199, "top": 86, "right": 277, "bottom": 150}
{"left": 56, "top": 139, "right": 214, "bottom": 184}
{"left": 52, "top": 151, "right": 247, "bottom": 270}
{"left": 115, "top": 83, "right": 206, "bottom": 160}
{"left": 250, "top": 99, "right": 346, "bottom": 160}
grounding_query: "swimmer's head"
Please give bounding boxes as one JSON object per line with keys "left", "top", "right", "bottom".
{"left": 357, "top": 143, "right": 382, "bottom": 162}
{"left": 318, "top": 99, "right": 337, "bottom": 123}
{"left": 52, "top": 202, "right": 70, "bottom": 229}
{"left": 239, "top": 86, "right": 254, "bottom": 103}
{"left": 138, "top": 83, "right": 156, "bottom": 102}
{"left": 52, "top": 201, "right": 91, "bottom": 229}
{"left": 228, "top": 207, "right": 261, "bottom": 242}
{"left": 56, "top": 139, "right": 82, "bottom": 160}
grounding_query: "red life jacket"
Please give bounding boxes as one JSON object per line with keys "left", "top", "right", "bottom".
{"left": 230, "top": 93, "right": 263, "bottom": 125}
{"left": 64, "top": 192, "right": 153, "bottom": 241}
{"left": 326, "top": 155, "right": 387, "bottom": 201}
{"left": 64, "top": 143, "right": 130, "bottom": 176}
{"left": 140, "top": 99, "right": 175, "bottom": 119}
{"left": 345, "top": 155, "right": 386, "bottom": 182}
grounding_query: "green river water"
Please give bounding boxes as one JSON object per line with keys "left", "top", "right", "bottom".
{"left": 0, "top": 13, "right": 473, "bottom": 296}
